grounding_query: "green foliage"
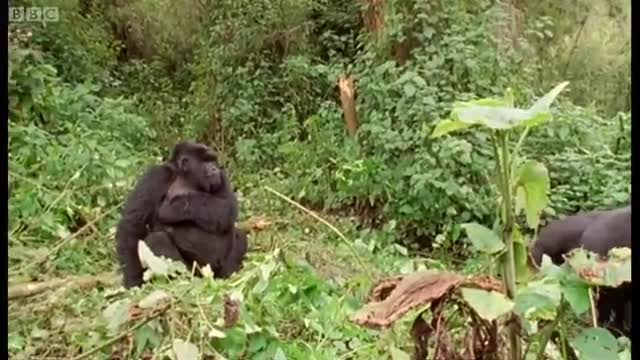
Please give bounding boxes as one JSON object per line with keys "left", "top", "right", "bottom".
{"left": 19, "top": 0, "right": 118, "bottom": 84}
{"left": 9, "top": 46, "right": 156, "bottom": 276}
{"left": 7, "top": 0, "right": 631, "bottom": 358}
{"left": 430, "top": 82, "right": 632, "bottom": 359}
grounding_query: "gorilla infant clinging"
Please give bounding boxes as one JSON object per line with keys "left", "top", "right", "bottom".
{"left": 115, "top": 142, "right": 248, "bottom": 288}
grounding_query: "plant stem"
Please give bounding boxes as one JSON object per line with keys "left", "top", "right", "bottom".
{"left": 496, "top": 131, "right": 522, "bottom": 360}
{"left": 536, "top": 300, "right": 565, "bottom": 360}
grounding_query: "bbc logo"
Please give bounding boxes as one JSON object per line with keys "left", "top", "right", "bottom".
{"left": 10, "top": 7, "right": 60, "bottom": 22}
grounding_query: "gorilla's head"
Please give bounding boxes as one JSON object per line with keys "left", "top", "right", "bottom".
{"left": 170, "top": 142, "right": 227, "bottom": 193}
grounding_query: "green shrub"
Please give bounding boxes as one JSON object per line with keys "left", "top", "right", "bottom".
{"left": 9, "top": 46, "right": 156, "bottom": 275}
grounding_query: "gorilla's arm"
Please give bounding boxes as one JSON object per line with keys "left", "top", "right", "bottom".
{"left": 116, "top": 164, "right": 175, "bottom": 288}
{"left": 156, "top": 192, "right": 238, "bottom": 233}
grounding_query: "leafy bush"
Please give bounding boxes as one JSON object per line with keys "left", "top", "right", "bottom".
{"left": 22, "top": 0, "right": 118, "bottom": 84}
{"left": 9, "top": 46, "right": 156, "bottom": 276}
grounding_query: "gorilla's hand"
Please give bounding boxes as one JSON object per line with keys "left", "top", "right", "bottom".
{"left": 157, "top": 193, "right": 237, "bottom": 234}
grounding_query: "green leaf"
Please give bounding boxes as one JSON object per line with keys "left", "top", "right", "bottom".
{"left": 561, "top": 283, "right": 591, "bottom": 316}
{"left": 454, "top": 106, "right": 536, "bottom": 130}
{"left": 460, "top": 222, "right": 505, "bottom": 254}
{"left": 460, "top": 288, "right": 514, "bottom": 321}
{"left": 172, "top": 339, "right": 199, "bottom": 360}
{"left": 103, "top": 299, "right": 130, "bottom": 335}
{"left": 513, "top": 292, "right": 557, "bottom": 321}
{"left": 529, "top": 81, "right": 570, "bottom": 113}
{"left": 252, "top": 258, "right": 277, "bottom": 294}
{"left": 514, "top": 279, "right": 562, "bottom": 320}
{"left": 430, "top": 119, "right": 473, "bottom": 138}
{"left": 516, "top": 160, "right": 550, "bottom": 229}
{"left": 431, "top": 82, "right": 569, "bottom": 134}
{"left": 390, "top": 346, "right": 411, "bottom": 360}
{"left": 572, "top": 328, "right": 619, "bottom": 360}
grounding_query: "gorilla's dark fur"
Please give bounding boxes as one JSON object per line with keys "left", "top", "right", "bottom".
{"left": 531, "top": 210, "right": 605, "bottom": 265}
{"left": 116, "top": 142, "right": 247, "bottom": 289}
{"left": 531, "top": 206, "right": 631, "bottom": 337}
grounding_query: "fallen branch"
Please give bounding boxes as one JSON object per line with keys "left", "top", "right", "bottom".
{"left": 8, "top": 272, "right": 120, "bottom": 300}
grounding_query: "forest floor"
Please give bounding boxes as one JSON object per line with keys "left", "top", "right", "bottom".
{"left": 9, "top": 181, "right": 483, "bottom": 359}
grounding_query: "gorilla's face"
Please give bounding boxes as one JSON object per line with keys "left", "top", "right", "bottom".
{"left": 199, "top": 160, "right": 224, "bottom": 193}
{"left": 177, "top": 145, "right": 225, "bottom": 194}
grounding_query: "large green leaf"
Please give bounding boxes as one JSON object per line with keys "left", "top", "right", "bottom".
{"left": 572, "top": 328, "right": 619, "bottom": 360}
{"left": 516, "top": 160, "right": 550, "bottom": 229}
{"left": 460, "top": 288, "right": 514, "bottom": 321}
{"left": 430, "top": 82, "right": 569, "bottom": 137}
{"left": 460, "top": 222, "right": 505, "bottom": 254}
{"left": 561, "top": 282, "right": 591, "bottom": 316}
{"left": 513, "top": 279, "right": 562, "bottom": 321}
{"left": 430, "top": 119, "right": 473, "bottom": 138}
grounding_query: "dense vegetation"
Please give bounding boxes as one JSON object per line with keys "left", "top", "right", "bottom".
{"left": 9, "top": 0, "right": 630, "bottom": 359}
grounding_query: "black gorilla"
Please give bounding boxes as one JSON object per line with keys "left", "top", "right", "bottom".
{"left": 531, "top": 206, "right": 631, "bottom": 337}
{"left": 115, "top": 142, "right": 248, "bottom": 288}
{"left": 578, "top": 207, "right": 631, "bottom": 337}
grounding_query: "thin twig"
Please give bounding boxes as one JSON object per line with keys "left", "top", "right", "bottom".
{"left": 263, "top": 186, "right": 370, "bottom": 274}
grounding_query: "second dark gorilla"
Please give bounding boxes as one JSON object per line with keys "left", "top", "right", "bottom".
{"left": 116, "top": 142, "right": 247, "bottom": 288}
{"left": 531, "top": 206, "right": 631, "bottom": 337}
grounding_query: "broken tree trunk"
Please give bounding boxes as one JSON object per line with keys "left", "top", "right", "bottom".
{"left": 338, "top": 74, "right": 359, "bottom": 136}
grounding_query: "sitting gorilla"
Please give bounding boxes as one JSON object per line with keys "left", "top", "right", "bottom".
{"left": 531, "top": 206, "right": 631, "bottom": 337}
{"left": 115, "top": 142, "right": 248, "bottom": 288}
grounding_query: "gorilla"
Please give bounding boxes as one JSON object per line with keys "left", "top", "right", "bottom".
{"left": 115, "top": 142, "right": 248, "bottom": 289}
{"left": 578, "top": 206, "right": 631, "bottom": 337}
{"left": 531, "top": 206, "right": 631, "bottom": 337}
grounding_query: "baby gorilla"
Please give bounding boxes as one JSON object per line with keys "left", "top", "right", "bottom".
{"left": 116, "top": 142, "right": 247, "bottom": 288}
{"left": 531, "top": 206, "right": 631, "bottom": 337}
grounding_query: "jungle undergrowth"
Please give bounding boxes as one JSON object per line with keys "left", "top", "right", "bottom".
{"left": 8, "top": 178, "right": 488, "bottom": 359}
